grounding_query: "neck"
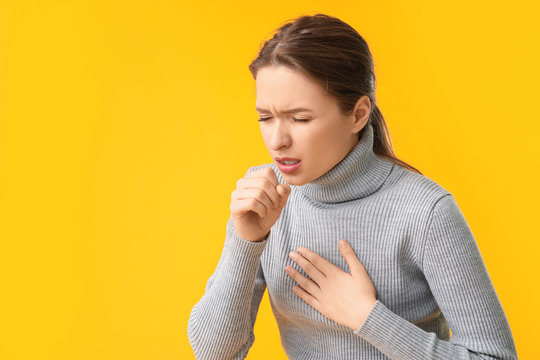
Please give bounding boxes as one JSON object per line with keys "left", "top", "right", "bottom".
{"left": 296, "top": 123, "right": 395, "bottom": 203}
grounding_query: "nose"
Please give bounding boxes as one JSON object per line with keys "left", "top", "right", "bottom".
{"left": 268, "top": 118, "right": 292, "bottom": 151}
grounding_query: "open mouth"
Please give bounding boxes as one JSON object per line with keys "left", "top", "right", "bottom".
{"left": 276, "top": 159, "right": 302, "bottom": 173}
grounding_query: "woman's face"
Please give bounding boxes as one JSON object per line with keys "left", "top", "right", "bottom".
{"left": 255, "top": 65, "right": 370, "bottom": 186}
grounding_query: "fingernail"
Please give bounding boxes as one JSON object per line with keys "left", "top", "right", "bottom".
{"left": 339, "top": 239, "right": 347, "bottom": 247}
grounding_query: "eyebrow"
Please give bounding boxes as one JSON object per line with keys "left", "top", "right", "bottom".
{"left": 255, "top": 106, "right": 314, "bottom": 115}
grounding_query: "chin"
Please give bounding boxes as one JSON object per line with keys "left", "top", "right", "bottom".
{"left": 280, "top": 173, "right": 309, "bottom": 186}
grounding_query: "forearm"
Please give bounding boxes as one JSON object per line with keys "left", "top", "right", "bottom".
{"left": 187, "top": 220, "right": 269, "bottom": 359}
{"left": 355, "top": 300, "right": 517, "bottom": 360}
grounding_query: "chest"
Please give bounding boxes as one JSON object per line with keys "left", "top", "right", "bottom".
{"left": 259, "top": 205, "right": 429, "bottom": 325}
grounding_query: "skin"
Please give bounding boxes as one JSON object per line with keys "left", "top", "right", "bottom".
{"left": 230, "top": 167, "right": 291, "bottom": 242}
{"left": 254, "top": 65, "right": 378, "bottom": 331}
{"left": 255, "top": 65, "right": 367, "bottom": 186}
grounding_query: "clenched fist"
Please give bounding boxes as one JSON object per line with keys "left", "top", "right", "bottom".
{"left": 230, "top": 167, "right": 291, "bottom": 242}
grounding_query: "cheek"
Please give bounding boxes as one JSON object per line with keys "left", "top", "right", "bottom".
{"left": 305, "top": 127, "right": 348, "bottom": 170}
{"left": 260, "top": 128, "right": 273, "bottom": 145}
{"left": 307, "top": 125, "right": 343, "bottom": 153}
{"left": 302, "top": 132, "right": 336, "bottom": 166}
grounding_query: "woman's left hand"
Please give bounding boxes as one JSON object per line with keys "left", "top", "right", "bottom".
{"left": 285, "top": 239, "right": 377, "bottom": 331}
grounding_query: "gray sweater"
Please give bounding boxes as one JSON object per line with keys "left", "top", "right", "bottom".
{"left": 187, "top": 123, "right": 518, "bottom": 359}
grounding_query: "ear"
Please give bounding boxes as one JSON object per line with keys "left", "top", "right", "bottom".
{"left": 351, "top": 95, "right": 371, "bottom": 134}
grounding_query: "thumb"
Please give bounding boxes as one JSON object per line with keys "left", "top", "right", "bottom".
{"left": 276, "top": 183, "right": 291, "bottom": 209}
{"left": 338, "top": 239, "right": 362, "bottom": 276}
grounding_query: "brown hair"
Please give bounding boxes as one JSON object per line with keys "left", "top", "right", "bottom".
{"left": 248, "top": 13, "right": 422, "bottom": 175}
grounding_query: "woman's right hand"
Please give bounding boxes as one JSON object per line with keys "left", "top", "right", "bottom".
{"left": 230, "top": 167, "right": 291, "bottom": 242}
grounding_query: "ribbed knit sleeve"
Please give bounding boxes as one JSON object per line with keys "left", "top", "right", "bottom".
{"left": 187, "top": 216, "right": 269, "bottom": 360}
{"left": 354, "top": 194, "right": 518, "bottom": 359}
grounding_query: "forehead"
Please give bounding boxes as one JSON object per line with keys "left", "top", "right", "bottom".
{"left": 255, "top": 65, "right": 332, "bottom": 114}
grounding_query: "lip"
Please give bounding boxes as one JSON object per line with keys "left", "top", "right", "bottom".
{"left": 275, "top": 158, "right": 301, "bottom": 174}
{"left": 275, "top": 157, "right": 301, "bottom": 161}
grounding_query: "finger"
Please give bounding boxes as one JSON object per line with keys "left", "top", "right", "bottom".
{"left": 288, "top": 250, "right": 326, "bottom": 285}
{"left": 338, "top": 239, "right": 363, "bottom": 276}
{"left": 230, "top": 198, "right": 268, "bottom": 218}
{"left": 232, "top": 188, "right": 275, "bottom": 215}
{"left": 296, "top": 247, "right": 342, "bottom": 276}
{"left": 291, "top": 284, "right": 321, "bottom": 311}
{"left": 276, "top": 183, "right": 291, "bottom": 209}
{"left": 238, "top": 175, "right": 280, "bottom": 208}
{"left": 247, "top": 167, "right": 278, "bottom": 186}
{"left": 285, "top": 265, "right": 320, "bottom": 297}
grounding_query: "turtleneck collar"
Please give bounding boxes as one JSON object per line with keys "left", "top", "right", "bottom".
{"left": 296, "top": 123, "right": 395, "bottom": 204}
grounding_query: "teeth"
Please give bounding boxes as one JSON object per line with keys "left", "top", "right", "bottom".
{"left": 282, "top": 160, "right": 298, "bottom": 165}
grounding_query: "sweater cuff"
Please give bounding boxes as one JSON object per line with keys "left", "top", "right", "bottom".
{"left": 353, "top": 299, "right": 429, "bottom": 358}
{"left": 223, "top": 220, "right": 269, "bottom": 281}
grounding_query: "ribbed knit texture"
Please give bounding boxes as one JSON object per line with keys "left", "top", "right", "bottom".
{"left": 187, "top": 123, "right": 518, "bottom": 360}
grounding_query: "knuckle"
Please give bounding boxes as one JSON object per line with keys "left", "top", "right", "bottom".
{"left": 259, "top": 177, "right": 268, "bottom": 187}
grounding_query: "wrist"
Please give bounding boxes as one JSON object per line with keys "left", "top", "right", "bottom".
{"left": 350, "top": 298, "right": 377, "bottom": 331}
{"left": 251, "top": 231, "right": 270, "bottom": 243}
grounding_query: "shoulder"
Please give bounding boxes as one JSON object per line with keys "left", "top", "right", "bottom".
{"left": 391, "top": 163, "right": 452, "bottom": 201}
{"left": 381, "top": 163, "right": 457, "bottom": 220}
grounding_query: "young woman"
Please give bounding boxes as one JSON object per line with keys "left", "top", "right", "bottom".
{"left": 187, "top": 13, "right": 517, "bottom": 360}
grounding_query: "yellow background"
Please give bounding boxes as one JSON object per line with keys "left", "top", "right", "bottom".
{"left": 1, "top": 1, "right": 538, "bottom": 359}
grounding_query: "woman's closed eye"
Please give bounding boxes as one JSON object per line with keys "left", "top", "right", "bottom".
{"left": 257, "top": 117, "right": 311, "bottom": 122}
